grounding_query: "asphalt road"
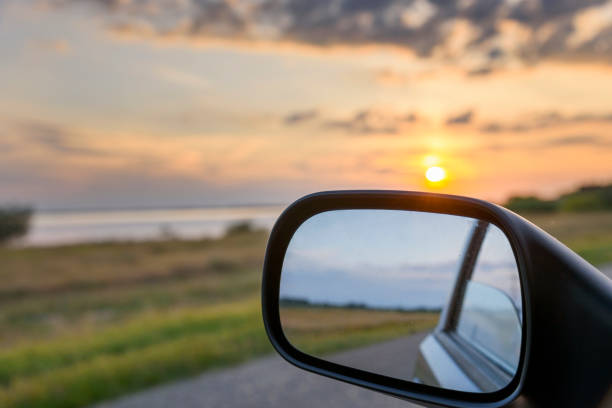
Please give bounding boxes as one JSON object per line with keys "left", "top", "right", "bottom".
{"left": 94, "top": 334, "right": 426, "bottom": 408}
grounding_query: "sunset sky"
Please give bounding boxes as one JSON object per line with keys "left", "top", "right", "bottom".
{"left": 1, "top": 0, "right": 611, "bottom": 210}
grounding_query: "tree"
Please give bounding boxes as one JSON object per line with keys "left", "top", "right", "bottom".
{"left": 0, "top": 206, "right": 32, "bottom": 245}
{"left": 504, "top": 196, "right": 557, "bottom": 213}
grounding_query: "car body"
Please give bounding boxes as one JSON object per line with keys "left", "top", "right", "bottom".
{"left": 262, "top": 190, "right": 612, "bottom": 408}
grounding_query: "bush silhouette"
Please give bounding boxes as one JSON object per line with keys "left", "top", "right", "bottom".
{"left": 505, "top": 184, "right": 612, "bottom": 213}
{"left": 0, "top": 206, "right": 32, "bottom": 245}
{"left": 224, "top": 220, "right": 255, "bottom": 236}
{"left": 559, "top": 185, "right": 612, "bottom": 212}
{"left": 505, "top": 196, "right": 557, "bottom": 213}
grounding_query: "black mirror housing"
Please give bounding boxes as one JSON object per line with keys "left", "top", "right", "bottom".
{"left": 261, "top": 191, "right": 612, "bottom": 408}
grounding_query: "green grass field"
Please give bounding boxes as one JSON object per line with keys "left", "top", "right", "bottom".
{"left": 0, "top": 212, "right": 609, "bottom": 407}
{"left": 0, "top": 230, "right": 272, "bottom": 408}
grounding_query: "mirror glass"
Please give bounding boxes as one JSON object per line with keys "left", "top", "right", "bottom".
{"left": 279, "top": 210, "right": 522, "bottom": 393}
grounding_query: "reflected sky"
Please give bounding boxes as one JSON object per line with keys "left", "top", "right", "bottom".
{"left": 280, "top": 210, "right": 477, "bottom": 309}
{"left": 280, "top": 210, "right": 521, "bottom": 310}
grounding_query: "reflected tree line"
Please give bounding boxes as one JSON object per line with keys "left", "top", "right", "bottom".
{"left": 280, "top": 297, "right": 442, "bottom": 314}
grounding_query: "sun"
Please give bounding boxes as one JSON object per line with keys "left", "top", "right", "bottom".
{"left": 425, "top": 166, "right": 447, "bottom": 183}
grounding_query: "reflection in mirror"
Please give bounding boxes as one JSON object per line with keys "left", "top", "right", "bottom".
{"left": 279, "top": 210, "right": 522, "bottom": 393}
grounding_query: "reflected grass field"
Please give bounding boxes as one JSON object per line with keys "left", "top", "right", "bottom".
{"left": 280, "top": 306, "right": 440, "bottom": 357}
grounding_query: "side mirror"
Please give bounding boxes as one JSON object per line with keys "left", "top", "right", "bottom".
{"left": 262, "top": 191, "right": 612, "bottom": 408}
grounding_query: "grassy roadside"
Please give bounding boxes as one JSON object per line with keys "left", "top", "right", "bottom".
{"left": 0, "top": 230, "right": 272, "bottom": 408}
{"left": 0, "top": 300, "right": 270, "bottom": 408}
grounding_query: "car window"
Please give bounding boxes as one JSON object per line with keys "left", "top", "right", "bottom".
{"left": 455, "top": 281, "right": 522, "bottom": 372}
{"left": 453, "top": 225, "right": 523, "bottom": 373}
{"left": 470, "top": 224, "right": 522, "bottom": 315}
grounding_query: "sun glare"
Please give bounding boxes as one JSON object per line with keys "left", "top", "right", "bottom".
{"left": 425, "top": 166, "right": 447, "bottom": 183}
{"left": 422, "top": 155, "right": 440, "bottom": 167}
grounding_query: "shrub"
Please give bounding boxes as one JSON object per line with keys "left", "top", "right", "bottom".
{"left": 504, "top": 196, "right": 557, "bottom": 213}
{"left": 0, "top": 206, "right": 32, "bottom": 245}
{"left": 559, "top": 185, "right": 612, "bottom": 212}
{"left": 224, "top": 221, "right": 254, "bottom": 236}
{"left": 504, "top": 184, "right": 612, "bottom": 213}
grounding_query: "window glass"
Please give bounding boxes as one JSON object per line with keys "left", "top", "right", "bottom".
{"left": 471, "top": 225, "right": 522, "bottom": 316}
{"left": 455, "top": 225, "right": 522, "bottom": 372}
{"left": 456, "top": 281, "right": 522, "bottom": 371}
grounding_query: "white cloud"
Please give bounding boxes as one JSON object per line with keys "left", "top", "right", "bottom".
{"left": 155, "top": 66, "right": 210, "bottom": 90}
{"left": 400, "top": 0, "right": 437, "bottom": 29}
{"left": 567, "top": 1, "right": 612, "bottom": 48}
